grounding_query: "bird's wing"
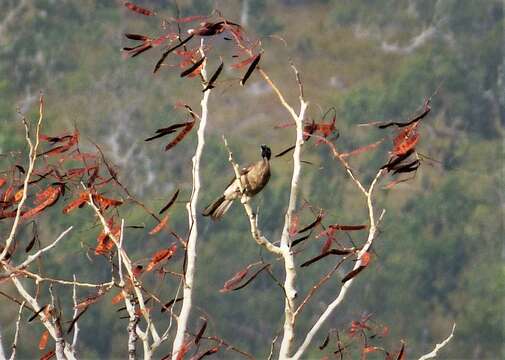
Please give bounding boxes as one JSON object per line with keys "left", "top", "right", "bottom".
{"left": 222, "top": 164, "right": 253, "bottom": 199}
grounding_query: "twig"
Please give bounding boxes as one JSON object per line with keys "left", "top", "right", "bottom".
{"left": 418, "top": 323, "right": 456, "bottom": 360}
{"left": 8, "top": 301, "right": 24, "bottom": 360}
{"left": 71, "top": 275, "right": 79, "bottom": 355}
{"left": 1, "top": 95, "right": 44, "bottom": 261}
{"left": 14, "top": 226, "right": 73, "bottom": 270}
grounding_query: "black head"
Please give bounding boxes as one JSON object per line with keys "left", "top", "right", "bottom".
{"left": 260, "top": 144, "right": 271, "bottom": 160}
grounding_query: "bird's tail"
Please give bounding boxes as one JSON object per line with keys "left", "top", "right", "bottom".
{"left": 202, "top": 195, "right": 233, "bottom": 220}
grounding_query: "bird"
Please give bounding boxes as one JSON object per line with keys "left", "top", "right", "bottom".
{"left": 202, "top": 144, "right": 271, "bottom": 220}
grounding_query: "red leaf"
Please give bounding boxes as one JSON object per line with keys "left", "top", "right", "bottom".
{"left": 393, "top": 124, "right": 419, "bottom": 156}
{"left": 194, "top": 318, "right": 207, "bottom": 344}
{"left": 175, "top": 341, "right": 192, "bottom": 360}
{"left": 340, "top": 138, "right": 385, "bottom": 158}
{"left": 149, "top": 214, "right": 170, "bottom": 235}
{"left": 360, "top": 252, "right": 372, "bottom": 267}
{"left": 231, "top": 54, "right": 257, "bottom": 69}
{"left": 22, "top": 186, "right": 61, "bottom": 219}
{"left": 63, "top": 192, "right": 88, "bottom": 214}
{"left": 111, "top": 292, "right": 125, "bottom": 305}
{"left": 180, "top": 57, "right": 206, "bottom": 78}
{"left": 191, "top": 347, "right": 219, "bottom": 360}
{"left": 172, "top": 15, "right": 207, "bottom": 23}
{"left": 220, "top": 269, "right": 249, "bottom": 293}
{"left": 240, "top": 53, "right": 261, "bottom": 86}
{"left": 289, "top": 214, "right": 299, "bottom": 235}
{"left": 0, "top": 178, "right": 6, "bottom": 188}
{"left": 159, "top": 189, "right": 179, "bottom": 215}
{"left": 39, "top": 330, "right": 49, "bottom": 350}
{"left": 165, "top": 121, "right": 195, "bottom": 151}
{"left": 75, "top": 288, "right": 107, "bottom": 310}
{"left": 146, "top": 245, "right": 177, "bottom": 272}
{"left": 40, "top": 350, "right": 55, "bottom": 360}
{"left": 124, "top": 1, "right": 155, "bottom": 16}
{"left": 93, "top": 193, "right": 123, "bottom": 210}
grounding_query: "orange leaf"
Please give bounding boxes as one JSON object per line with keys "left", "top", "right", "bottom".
{"left": 360, "top": 252, "right": 372, "bottom": 267}
{"left": 22, "top": 186, "right": 61, "bottom": 219}
{"left": 175, "top": 340, "right": 191, "bottom": 360}
{"left": 393, "top": 124, "right": 419, "bottom": 155}
{"left": 0, "top": 178, "right": 6, "bottom": 188}
{"left": 39, "top": 330, "right": 49, "bottom": 350}
{"left": 14, "top": 189, "right": 24, "bottom": 202}
{"left": 40, "top": 350, "right": 55, "bottom": 360}
{"left": 164, "top": 122, "right": 195, "bottom": 151}
{"left": 149, "top": 214, "right": 169, "bottom": 235}
{"left": 63, "top": 192, "right": 88, "bottom": 214}
{"left": 93, "top": 193, "right": 123, "bottom": 210}
{"left": 146, "top": 245, "right": 177, "bottom": 272}
{"left": 111, "top": 292, "right": 125, "bottom": 305}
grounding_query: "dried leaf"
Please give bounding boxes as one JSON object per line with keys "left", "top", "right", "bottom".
{"left": 203, "top": 60, "right": 224, "bottom": 92}
{"left": 63, "top": 192, "right": 88, "bottom": 214}
{"left": 124, "top": 1, "right": 155, "bottom": 16}
{"left": 220, "top": 264, "right": 270, "bottom": 293}
{"left": 240, "top": 53, "right": 261, "bottom": 86}
{"left": 165, "top": 121, "right": 195, "bottom": 151}
{"left": 22, "top": 186, "right": 61, "bottom": 219}
{"left": 319, "top": 333, "right": 330, "bottom": 350}
{"left": 149, "top": 214, "right": 170, "bottom": 235}
{"left": 28, "top": 305, "right": 48, "bottom": 322}
{"left": 301, "top": 248, "right": 353, "bottom": 267}
{"left": 146, "top": 244, "right": 177, "bottom": 272}
{"left": 153, "top": 34, "right": 194, "bottom": 73}
{"left": 67, "top": 307, "right": 88, "bottom": 334}
{"left": 340, "top": 138, "right": 385, "bottom": 158}
{"left": 194, "top": 318, "right": 207, "bottom": 344}
{"left": 341, "top": 265, "right": 366, "bottom": 283}
{"left": 180, "top": 56, "right": 206, "bottom": 78}
{"left": 191, "top": 347, "right": 219, "bottom": 360}
{"left": 275, "top": 145, "right": 295, "bottom": 158}
{"left": 93, "top": 193, "right": 123, "bottom": 210}
{"left": 159, "top": 189, "right": 179, "bottom": 215}
{"left": 39, "top": 330, "right": 49, "bottom": 350}
{"left": 230, "top": 54, "right": 257, "bottom": 69}
{"left": 175, "top": 341, "right": 192, "bottom": 360}
{"left": 161, "top": 297, "right": 183, "bottom": 312}
{"left": 298, "top": 212, "right": 324, "bottom": 233}
{"left": 40, "top": 350, "right": 55, "bottom": 360}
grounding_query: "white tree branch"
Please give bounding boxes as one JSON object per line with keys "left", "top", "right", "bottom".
{"left": 418, "top": 323, "right": 456, "bottom": 360}
{"left": 10, "top": 277, "right": 76, "bottom": 360}
{"left": 14, "top": 226, "right": 73, "bottom": 270}
{"left": 290, "top": 170, "right": 384, "bottom": 360}
{"left": 1, "top": 96, "right": 44, "bottom": 261}
{"left": 8, "top": 302, "right": 24, "bottom": 360}
{"left": 171, "top": 39, "right": 210, "bottom": 360}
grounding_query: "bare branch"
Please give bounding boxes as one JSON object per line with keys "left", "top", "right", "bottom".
{"left": 8, "top": 301, "right": 24, "bottom": 360}
{"left": 171, "top": 39, "right": 210, "bottom": 360}
{"left": 291, "top": 170, "right": 384, "bottom": 360}
{"left": 1, "top": 95, "right": 44, "bottom": 261}
{"left": 418, "top": 323, "right": 456, "bottom": 360}
{"left": 14, "top": 226, "right": 73, "bottom": 270}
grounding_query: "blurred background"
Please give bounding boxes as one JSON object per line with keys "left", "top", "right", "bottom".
{"left": 0, "top": 0, "right": 503, "bottom": 359}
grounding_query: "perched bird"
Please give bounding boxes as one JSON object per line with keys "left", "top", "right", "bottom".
{"left": 202, "top": 144, "right": 271, "bottom": 220}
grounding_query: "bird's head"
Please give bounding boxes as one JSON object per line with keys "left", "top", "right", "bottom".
{"left": 260, "top": 144, "right": 271, "bottom": 160}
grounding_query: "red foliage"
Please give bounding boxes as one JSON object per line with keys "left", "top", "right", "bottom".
{"left": 148, "top": 214, "right": 170, "bottom": 235}
{"left": 38, "top": 330, "right": 49, "bottom": 350}
{"left": 123, "top": 1, "right": 155, "bottom": 16}
{"left": 22, "top": 185, "right": 62, "bottom": 219}
{"left": 146, "top": 244, "right": 177, "bottom": 272}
